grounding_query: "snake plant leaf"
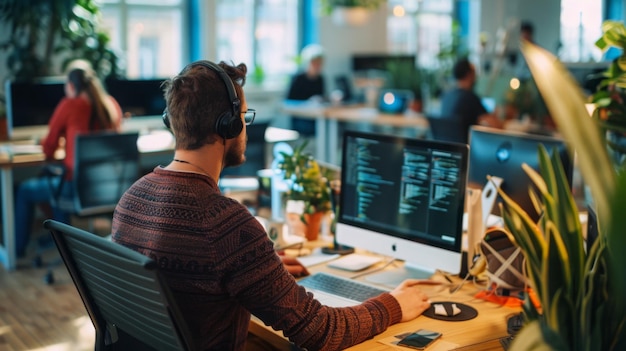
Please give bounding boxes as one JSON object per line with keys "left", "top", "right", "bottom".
{"left": 498, "top": 196, "right": 544, "bottom": 281}
{"left": 541, "top": 222, "right": 571, "bottom": 311}
{"left": 606, "top": 172, "right": 626, "bottom": 350}
{"left": 545, "top": 147, "right": 585, "bottom": 281}
{"left": 510, "top": 320, "right": 562, "bottom": 351}
{"left": 521, "top": 41, "right": 615, "bottom": 228}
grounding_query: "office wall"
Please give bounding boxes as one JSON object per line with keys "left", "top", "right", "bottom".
{"left": 316, "top": 0, "right": 562, "bottom": 95}
{"left": 318, "top": 6, "right": 388, "bottom": 93}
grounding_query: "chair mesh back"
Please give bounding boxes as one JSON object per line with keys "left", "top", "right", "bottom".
{"left": 427, "top": 116, "right": 469, "bottom": 145}
{"left": 73, "top": 132, "right": 140, "bottom": 215}
{"left": 44, "top": 220, "right": 195, "bottom": 351}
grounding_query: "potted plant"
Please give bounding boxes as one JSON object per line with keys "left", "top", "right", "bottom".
{"left": 319, "top": 0, "right": 386, "bottom": 26}
{"left": 0, "top": 0, "right": 120, "bottom": 81}
{"left": 589, "top": 20, "right": 626, "bottom": 166}
{"left": 496, "top": 41, "right": 626, "bottom": 351}
{"left": 277, "top": 141, "right": 333, "bottom": 241}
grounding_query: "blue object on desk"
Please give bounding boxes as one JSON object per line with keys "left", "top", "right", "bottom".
{"left": 377, "top": 89, "right": 413, "bottom": 114}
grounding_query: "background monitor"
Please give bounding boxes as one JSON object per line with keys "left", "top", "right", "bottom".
{"left": 351, "top": 54, "right": 416, "bottom": 72}
{"left": 468, "top": 125, "right": 573, "bottom": 222}
{"left": 5, "top": 77, "right": 66, "bottom": 138}
{"left": 336, "top": 130, "right": 469, "bottom": 286}
{"left": 104, "top": 78, "right": 167, "bottom": 117}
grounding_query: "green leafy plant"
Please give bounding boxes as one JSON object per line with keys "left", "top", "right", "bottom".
{"left": 589, "top": 20, "right": 626, "bottom": 161}
{"left": 319, "top": 0, "right": 386, "bottom": 16}
{"left": 277, "top": 141, "right": 332, "bottom": 222}
{"left": 498, "top": 41, "right": 626, "bottom": 351}
{"left": 0, "top": 0, "right": 120, "bottom": 81}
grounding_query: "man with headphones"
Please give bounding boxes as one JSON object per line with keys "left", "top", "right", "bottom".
{"left": 111, "top": 60, "right": 435, "bottom": 351}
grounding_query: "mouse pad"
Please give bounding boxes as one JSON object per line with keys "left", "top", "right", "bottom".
{"left": 423, "top": 301, "right": 478, "bottom": 321}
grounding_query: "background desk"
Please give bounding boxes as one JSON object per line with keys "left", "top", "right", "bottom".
{"left": 0, "top": 131, "right": 175, "bottom": 271}
{"left": 282, "top": 103, "right": 429, "bottom": 165}
{"left": 0, "top": 126, "right": 299, "bottom": 271}
{"left": 250, "top": 254, "right": 519, "bottom": 351}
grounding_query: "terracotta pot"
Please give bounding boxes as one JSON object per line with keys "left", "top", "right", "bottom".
{"left": 304, "top": 211, "right": 325, "bottom": 241}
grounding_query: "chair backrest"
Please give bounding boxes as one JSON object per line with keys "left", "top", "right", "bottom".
{"left": 426, "top": 116, "right": 469, "bottom": 144}
{"left": 44, "top": 219, "right": 197, "bottom": 351}
{"left": 71, "top": 131, "right": 140, "bottom": 216}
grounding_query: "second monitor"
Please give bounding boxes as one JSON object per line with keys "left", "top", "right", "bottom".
{"left": 468, "top": 125, "right": 573, "bottom": 222}
{"left": 336, "top": 131, "right": 469, "bottom": 286}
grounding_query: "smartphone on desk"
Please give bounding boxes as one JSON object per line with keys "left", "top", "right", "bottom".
{"left": 397, "top": 329, "right": 442, "bottom": 350}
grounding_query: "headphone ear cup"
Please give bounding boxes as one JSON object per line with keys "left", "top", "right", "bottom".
{"left": 215, "top": 112, "right": 243, "bottom": 139}
{"left": 162, "top": 108, "right": 171, "bottom": 129}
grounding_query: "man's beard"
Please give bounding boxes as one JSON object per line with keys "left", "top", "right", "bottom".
{"left": 223, "top": 139, "right": 246, "bottom": 169}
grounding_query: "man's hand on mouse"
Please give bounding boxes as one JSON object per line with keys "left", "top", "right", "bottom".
{"left": 280, "top": 255, "right": 310, "bottom": 278}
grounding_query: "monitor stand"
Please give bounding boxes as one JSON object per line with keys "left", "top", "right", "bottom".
{"left": 364, "top": 263, "right": 434, "bottom": 288}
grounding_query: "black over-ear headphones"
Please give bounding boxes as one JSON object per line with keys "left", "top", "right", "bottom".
{"left": 162, "top": 60, "right": 243, "bottom": 139}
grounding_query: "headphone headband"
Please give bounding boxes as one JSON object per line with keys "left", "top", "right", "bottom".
{"left": 163, "top": 60, "right": 244, "bottom": 139}
{"left": 190, "top": 60, "right": 241, "bottom": 119}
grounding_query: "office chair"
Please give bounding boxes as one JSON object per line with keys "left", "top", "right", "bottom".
{"left": 36, "top": 131, "right": 141, "bottom": 283}
{"left": 43, "top": 219, "right": 198, "bottom": 351}
{"left": 426, "top": 116, "right": 470, "bottom": 144}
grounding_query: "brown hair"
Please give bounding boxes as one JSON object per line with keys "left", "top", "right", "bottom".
{"left": 162, "top": 61, "right": 248, "bottom": 150}
{"left": 66, "top": 63, "right": 119, "bottom": 130}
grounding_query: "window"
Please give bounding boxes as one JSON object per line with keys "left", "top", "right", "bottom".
{"left": 386, "top": 0, "right": 455, "bottom": 69}
{"left": 559, "top": 0, "right": 603, "bottom": 62}
{"left": 99, "top": 0, "right": 186, "bottom": 78}
{"left": 216, "top": 0, "right": 300, "bottom": 84}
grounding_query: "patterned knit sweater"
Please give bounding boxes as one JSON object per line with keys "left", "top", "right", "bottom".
{"left": 111, "top": 167, "right": 403, "bottom": 351}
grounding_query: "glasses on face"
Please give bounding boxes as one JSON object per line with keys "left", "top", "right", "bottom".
{"left": 242, "top": 109, "right": 256, "bottom": 125}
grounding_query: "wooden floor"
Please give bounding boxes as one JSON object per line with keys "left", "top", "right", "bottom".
{"left": 0, "top": 217, "right": 114, "bottom": 351}
{"left": 0, "top": 252, "right": 95, "bottom": 351}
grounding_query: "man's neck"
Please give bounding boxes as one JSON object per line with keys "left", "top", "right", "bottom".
{"left": 457, "top": 80, "right": 473, "bottom": 91}
{"left": 169, "top": 145, "right": 223, "bottom": 182}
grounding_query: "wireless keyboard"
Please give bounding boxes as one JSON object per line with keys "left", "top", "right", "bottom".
{"left": 298, "top": 272, "right": 388, "bottom": 307}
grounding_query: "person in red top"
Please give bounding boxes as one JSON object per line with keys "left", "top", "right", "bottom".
{"left": 111, "top": 60, "right": 437, "bottom": 351}
{"left": 15, "top": 60, "right": 122, "bottom": 257}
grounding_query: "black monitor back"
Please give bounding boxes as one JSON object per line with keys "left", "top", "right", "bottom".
{"left": 468, "top": 126, "right": 573, "bottom": 222}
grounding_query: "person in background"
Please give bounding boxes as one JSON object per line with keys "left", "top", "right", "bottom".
{"left": 439, "top": 57, "right": 502, "bottom": 144}
{"left": 286, "top": 43, "right": 326, "bottom": 137}
{"left": 111, "top": 60, "right": 438, "bottom": 351}
{"left": 14, "top": 60, "right": 122, "bottom": 257}
{"left": 514, "top": 20, "right": 535, "bottom": 81}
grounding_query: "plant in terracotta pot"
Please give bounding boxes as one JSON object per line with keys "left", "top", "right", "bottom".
{"left": 277, "top": 141, "right": 332, "bottom": 241}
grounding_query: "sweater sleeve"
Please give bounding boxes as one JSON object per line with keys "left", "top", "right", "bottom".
{"left": 42, "top": 98, "right": 70, "bottom": 159}
{"left": 224, "top": 215, "right": 403, "bottom": 351}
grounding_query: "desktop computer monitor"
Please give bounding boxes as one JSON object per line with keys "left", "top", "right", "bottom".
{"left": 5, "top": 77, "right": 66, "bottom": 139}
{"left": 468, "top": 125, "right": 573, "bottom": 222}
{"left": 336, "top": 131, "right": 469, "bottom": 286}
{"left": 104, "top": 78, "right": 167, "bottom": 117}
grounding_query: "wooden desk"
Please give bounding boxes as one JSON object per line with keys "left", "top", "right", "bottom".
{"left": 249, "top": 253, "right": 519, "bottom": 351}
{"left": 281, "top": 102, "right": 429, "bottom": 165}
